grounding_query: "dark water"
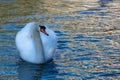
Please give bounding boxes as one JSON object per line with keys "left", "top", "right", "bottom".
{"left": 0, "top": 0, "right": 120, "bottom": 80}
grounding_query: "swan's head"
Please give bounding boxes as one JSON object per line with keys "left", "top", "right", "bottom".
{"left": 39, "top": 25, "right": 49, "bottom": 36}
{"left": 28, "top": 22, "right": 49, "bottom": 36}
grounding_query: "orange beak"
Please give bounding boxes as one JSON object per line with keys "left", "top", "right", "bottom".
{"left": 41, "top": 28, "right": 49, "bottom": 36}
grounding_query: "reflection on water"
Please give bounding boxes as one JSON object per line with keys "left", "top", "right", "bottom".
{"left": 0, "top": 0, "right": 120, "bottom": 80}
{"left": 18, "top": 60, "right": 57, "bottom": 80}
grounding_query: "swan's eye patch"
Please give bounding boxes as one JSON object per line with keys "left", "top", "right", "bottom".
{"left": 39, "top": 25, "right": 46, "bottom": 29}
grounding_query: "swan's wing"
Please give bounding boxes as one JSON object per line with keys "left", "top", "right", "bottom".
{"left": 40, "top": 29, "right": 57, "bottom": 60}
{"left": 15, "top": 30, "right": 36, "bottom": 59}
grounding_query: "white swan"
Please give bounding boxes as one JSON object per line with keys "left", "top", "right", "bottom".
{"left": 15, "top": 22, "right": 57, "bottom": 64}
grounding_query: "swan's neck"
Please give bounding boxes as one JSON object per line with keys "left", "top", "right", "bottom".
{"left": 31, "top": 23, "right": 46, "bottom": 63}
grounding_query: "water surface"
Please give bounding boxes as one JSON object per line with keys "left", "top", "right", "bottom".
{"left": 0, "top": 0, "right": 120, "bottom": 80}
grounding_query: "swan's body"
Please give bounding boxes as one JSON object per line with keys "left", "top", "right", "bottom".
{"left": 15, "top": 22, "right": 57, "bottom": 64}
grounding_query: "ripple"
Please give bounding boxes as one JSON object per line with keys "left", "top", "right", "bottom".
{"left": 99, "top": 72, "right": 120, "bottom": 77}
{"left": 0, "top": 0, "right": 120, "bottom": 80}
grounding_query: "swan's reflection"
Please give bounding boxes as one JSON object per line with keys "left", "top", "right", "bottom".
{"left": 18, "top": 59, "right": 57, "bottom": 80}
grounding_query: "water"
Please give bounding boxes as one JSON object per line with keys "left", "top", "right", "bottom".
{"left": 0, "top": 0, "right": 120, "bottom": 80}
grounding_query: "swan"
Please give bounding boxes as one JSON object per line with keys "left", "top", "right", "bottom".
{"left": 15, "top": 22, "right": 57, "bottom": 64}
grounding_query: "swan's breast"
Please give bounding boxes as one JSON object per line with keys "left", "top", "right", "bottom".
{"left": 40, "top": 29, "right": 57, "bottom": 60}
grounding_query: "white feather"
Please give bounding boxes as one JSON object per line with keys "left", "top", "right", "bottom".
{"left": 15, "top": 22, "right": 57, "bottom": 64}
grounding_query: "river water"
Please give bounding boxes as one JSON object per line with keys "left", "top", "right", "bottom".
{"left": 0, "top": 0, "right": 120, "bottom": 80}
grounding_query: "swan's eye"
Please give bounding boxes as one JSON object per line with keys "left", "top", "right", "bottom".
{"left": 39, "top": 25, "right": 49, "bottom": 36}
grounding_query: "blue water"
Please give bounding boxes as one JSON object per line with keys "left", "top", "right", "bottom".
{"left": 0, "top": 0, "right": 120, "bottom": 80}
